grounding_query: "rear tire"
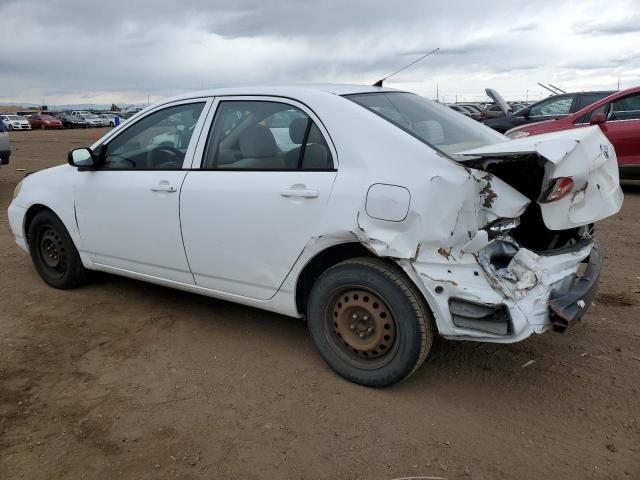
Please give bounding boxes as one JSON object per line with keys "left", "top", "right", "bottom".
{"left": 307, "top": 257, "right": 435, "bottom": 387}
{"left": 28, "top": 211, "right": 87, "bottom": 289}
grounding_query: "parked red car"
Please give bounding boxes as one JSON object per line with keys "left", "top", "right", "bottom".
{"left": 506, "top": 86, "right": 640, "bottom": 179}
{"left": 27, "top": 114, "right": 63, "bottom": 130}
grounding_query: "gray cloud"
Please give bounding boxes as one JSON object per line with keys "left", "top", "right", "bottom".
{"left": 574, "top": 14, "right": 640, "bottom": 35}
{"left": 0, "top": 0, "right": 639, "bottom": 104}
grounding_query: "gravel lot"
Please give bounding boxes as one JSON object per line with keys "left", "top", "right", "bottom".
{"left": 1, "top": 128, "right": 639, "bottom": 479}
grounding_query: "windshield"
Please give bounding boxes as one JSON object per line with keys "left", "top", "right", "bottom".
{"left": 346, "top": 92, "right": 505, "bottom": 154}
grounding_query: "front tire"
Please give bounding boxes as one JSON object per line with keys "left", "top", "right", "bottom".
{"left": 28, "top": 211, "right": 87, "bottom": 289}
{"left": 307, "top": 257, "right": 435, "bottom": 387}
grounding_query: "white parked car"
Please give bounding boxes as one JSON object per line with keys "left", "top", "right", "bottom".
{"left": 96, "top": 113, "right": 118, "bottom": 127}
{"left": 1, "top": 114, "right": 32, "bottom": 130}
{"left": 79, "top": 114, "right": 106, "bottom": 127}
{"left": 8, "top": 85, "right": 623, "bottom": 386}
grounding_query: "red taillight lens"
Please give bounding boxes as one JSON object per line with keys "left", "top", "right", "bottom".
{"left": 538, "top": 177, "right": 574, "bottom": 203}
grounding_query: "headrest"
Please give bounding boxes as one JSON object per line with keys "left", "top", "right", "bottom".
{"left": 289, "top": 117, "right": 308, "bottom": 144}
{"left": 239, "top": 125, "right": 278, "bottom": 158}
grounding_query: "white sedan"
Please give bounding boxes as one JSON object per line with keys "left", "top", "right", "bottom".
{"left": 79, "top": 114, "right": 106, "bottom": 127}
{"left": 8, "top": 85, "right": 623, "bottom": 386}
{"left": 1, "top": 114, "right": 32, "bottom": 130}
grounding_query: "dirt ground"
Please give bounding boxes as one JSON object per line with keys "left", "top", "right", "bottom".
{"left": 1, "top": 128, "right": 639, "bottom": 480}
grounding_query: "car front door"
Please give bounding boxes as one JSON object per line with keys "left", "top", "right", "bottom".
{"left": 601, "top": 92, "right": 640, "bottom": 167}
{"left": 180, "top": 97, "right": 337, "bottom": 300}
{"left": 74, "top": 99, "right": 211, "bottom": 283}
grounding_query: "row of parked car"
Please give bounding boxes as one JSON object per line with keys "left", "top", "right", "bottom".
{"left": 0, "top": 111, "right": 125, "bottom": 131}
{"left": 443, "top": 86, "right": 639, "bottom": 179}
{"left": 446, "top": 101, "right": 528, "bottom": 122}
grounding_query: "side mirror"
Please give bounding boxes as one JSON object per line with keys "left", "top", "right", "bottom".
{"left": 590, "top": 113, "right": 606, "bottom": 125}
{"left": 68, "top": 147, "right": 96, "bottom": 169}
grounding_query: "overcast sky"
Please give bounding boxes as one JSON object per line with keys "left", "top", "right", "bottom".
{"left": 1, "top": 0, "right": 639, "bottom": 106}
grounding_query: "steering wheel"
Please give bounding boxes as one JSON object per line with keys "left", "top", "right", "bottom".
{"left": 146, "top": 145, "right": 182, "bottom": 168}
{"left": 106, "top": 154, "right": 136, "bottom": 168}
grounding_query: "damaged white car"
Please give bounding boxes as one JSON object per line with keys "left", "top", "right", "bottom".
{"left": 8, "top": 85, "right": 623, "bottom": 387}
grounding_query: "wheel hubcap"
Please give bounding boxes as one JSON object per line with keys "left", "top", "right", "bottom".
{"left": 40, "top": 228, "right": 66, "bottom": 270}
{"left": 332, "top": 289, "right": 396, "bottom": 359}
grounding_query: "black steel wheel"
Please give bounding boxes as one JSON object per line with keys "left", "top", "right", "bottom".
{"left": 28, "top": 210, "right": 87, "bottom": 289}
{"left": 307, "top": 257, "right": 435, "bottom": 387}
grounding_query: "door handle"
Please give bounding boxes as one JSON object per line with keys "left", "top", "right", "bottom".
{"left": 280, "top": 189, "right": 319, "bottom": 198}
{"left": 150, "top": 184, "right": 177, "bottom": 192}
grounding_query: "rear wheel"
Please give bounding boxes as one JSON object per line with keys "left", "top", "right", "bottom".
{"left": 28, "top": 211, "right": 87, "bottom": 289}
{"left": 307, "top": 257, "right": 435, "bottom": 387}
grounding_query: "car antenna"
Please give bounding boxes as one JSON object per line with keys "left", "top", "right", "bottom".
{"left": 537, "top": 82, "right": 561, "bottom": 95}
{"left": 373, "top": 47, "right": 440, "bottom": 87}
{"left": 548, "top": 83, "right": 567, "bottom": 94}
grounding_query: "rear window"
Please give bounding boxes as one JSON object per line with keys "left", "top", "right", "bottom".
{"left": 346, "top": 92, "right": 505, "bottom": 155}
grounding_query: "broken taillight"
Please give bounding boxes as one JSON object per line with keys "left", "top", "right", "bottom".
{"left": 538, "top": 177, "right": 574, "bottom": 203}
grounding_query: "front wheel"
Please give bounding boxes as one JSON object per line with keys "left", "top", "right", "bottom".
{"left": 28, "top": 211, "right": 88, "bottom": 289}
{"left": 307, "top": 257, "right": 435, "bottom": 387}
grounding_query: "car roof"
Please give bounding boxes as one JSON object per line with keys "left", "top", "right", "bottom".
{"left": 160, "top": 84, "right": 401, "bottom": 104}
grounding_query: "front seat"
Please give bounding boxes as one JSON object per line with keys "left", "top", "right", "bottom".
{"left": 231, "top": 125, "right": 285, "bottom": 169}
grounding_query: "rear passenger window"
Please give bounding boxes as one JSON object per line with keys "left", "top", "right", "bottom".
{"left": 202, "top": 101, "right": 333, "bottom": 170}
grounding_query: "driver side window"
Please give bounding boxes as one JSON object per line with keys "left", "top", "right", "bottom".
{"left": 103, "top": 102, "right": 205, "bottom": 170}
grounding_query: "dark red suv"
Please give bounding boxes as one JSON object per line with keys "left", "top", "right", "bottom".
{"left": 506, "top": 86, "right": 640, "bottom": 179}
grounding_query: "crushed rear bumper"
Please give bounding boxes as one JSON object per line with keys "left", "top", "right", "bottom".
{"left": 549, "top": 241, "right": 602, "bottom": 332}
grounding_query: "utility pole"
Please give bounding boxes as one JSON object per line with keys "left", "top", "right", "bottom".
{"left": 617, "top": 75, "right": 620, "bottom": 91}
{"left": 436, "top": 84, "right": 439, "bottom": 102}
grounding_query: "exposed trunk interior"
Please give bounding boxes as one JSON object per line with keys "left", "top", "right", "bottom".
{"left": 464, "top": 154, "right": 588, "bottom": 252}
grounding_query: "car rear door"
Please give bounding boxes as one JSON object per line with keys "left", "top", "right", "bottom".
{"left": 179, "top": 96, "right": 338, "bottom": 300}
